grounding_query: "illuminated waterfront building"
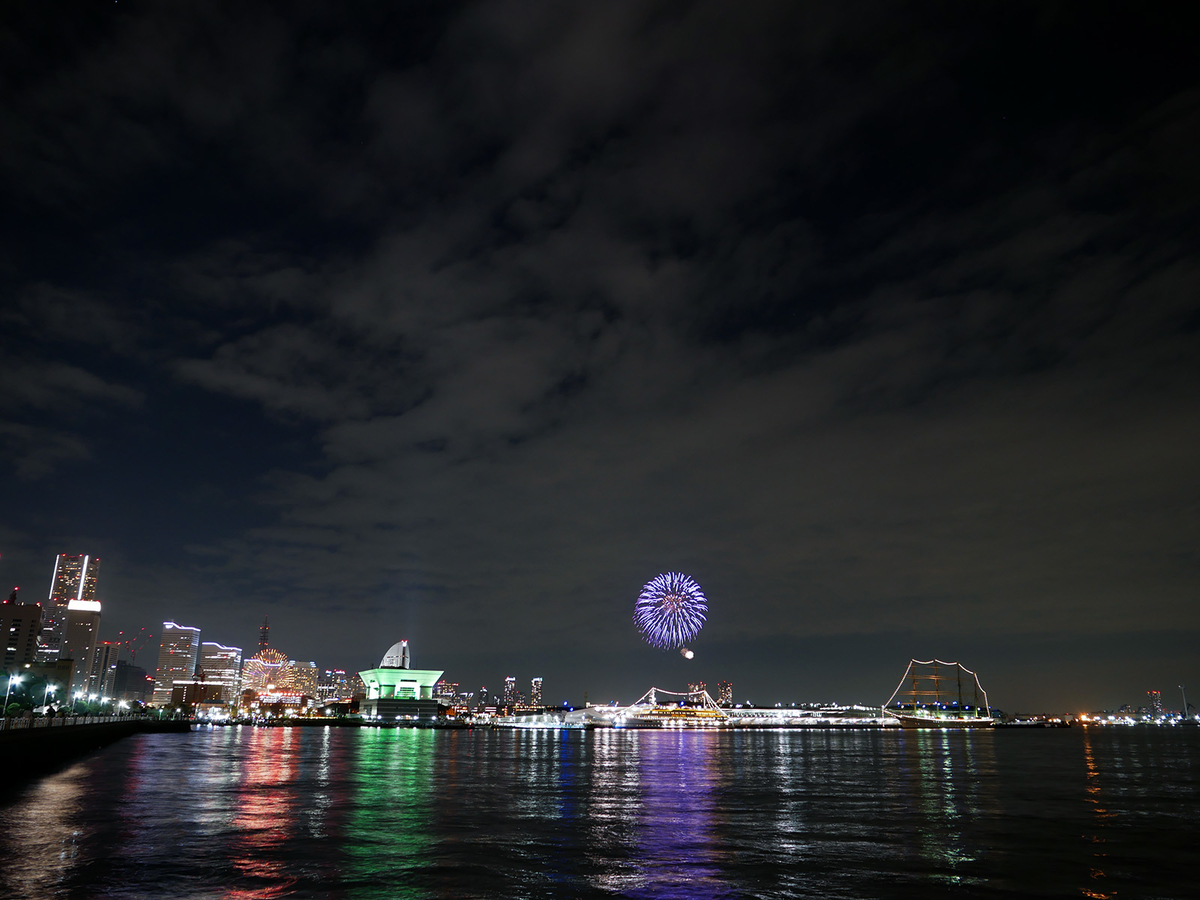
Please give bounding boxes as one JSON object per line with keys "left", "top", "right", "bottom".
{"left": 530, "top": 677, "right": 543, "bottom": 707}
{"left": 39, "top": 554, "right": 99, "bottom": 662}
{"left": 199, "top": 642, "right": 243, "bottom": 703}
{"left": 477, "top": 686, "right": 489, "bottom": 710}
{"left": 687, "top": 681, "right": 707, "bottom": 701}
{"left": 349, "top": 673, "right": 365, "bottom": 699}
{"left": 63, "top": 599, "right": 102, "bottom": 695}
{"left": 502, "top": 676, "right": 517, "bottom": 707}
{"left": 241, "top": 648, "right": 289, "bottom": 694}
{"left": 1148, "top": 690, "right": 1163, "bottom": 716}
{"left": 89, "top": 641, "right": 121, "bottom": 696}
{"left": 359, "top": 641, "right": 444, "bottom": 720}
{"left": 152, "top": 621, "right": 201, "bottom": 705}
{"left": 2, "top": 588, "right": 42, "bottom": 670}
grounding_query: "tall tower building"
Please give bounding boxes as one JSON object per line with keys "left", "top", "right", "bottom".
{"left": 530, "top": 676, "right": 543, "bottom": 707}
{"left": 502, "top": 676, "right": 518, "bottom": 708}
{"left": 259, "top": 616, "right": 270, "bottom": 651}
{"left": 90, "top": 641, "right": 122, "bottom": 696}
{"left": 152, "top": 621, "right": 201, "bottom": 706}
{"left": 199, "top": 642, "right": 243, "bottom": 704}
{"left": 39, "top": 554, "right": 99, "bottom": 662}
{"left": 63, "top": 598, "right": 102, "bottom": 696}
{"left": 2, "top": 587, "right": 42, "bottom": 671}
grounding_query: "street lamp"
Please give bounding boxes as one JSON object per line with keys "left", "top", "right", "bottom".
{"left": 43, "top": 683, "right": 57, "bottom": 713}
{"left": 4, "top": 673, "right": 24, "bottom": 712}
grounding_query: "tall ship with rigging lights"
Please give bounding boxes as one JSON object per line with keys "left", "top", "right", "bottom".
{"left": 883, "top": 658, "right": 994, "bottom": 728}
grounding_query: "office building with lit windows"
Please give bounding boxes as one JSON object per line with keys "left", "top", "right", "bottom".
{"left": 199, "top": 642, "right": 243, "bottom": 703}
{"left": 63, "top": 599, "right": 102, "bottom": 696}
{"left": 2, "top": 588, "right": 42, "bottom": 671}
{"left": 530, "top": 677, "right": 543, "bottom": 707}
{"left": 39, "top": 554, "right": 99, "bottom": 662}
{"left": 152, "top": 621, "right": 201, "bottom": 705}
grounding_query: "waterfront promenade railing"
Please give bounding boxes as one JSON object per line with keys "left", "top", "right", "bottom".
{"left": 0, "top": 715, "right": 172, "bottom": 732}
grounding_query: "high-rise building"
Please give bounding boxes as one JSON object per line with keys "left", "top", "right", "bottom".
{"left": 2, "top": 587, "right": 42, "bottom": 670}
{"left": 39, "top": 554, "right": 99, "bottom": 662}
{"left": 318, "top": 669, "right": 350, "bottom": 701}
{"left": 716, "top": 681, "right": 732, "bottom": 705}
{"left": 258, "top": 616, "right": 270, "bottom": 651}
{"left": 90, "top": 641, "right": 122, "bottom": 696}
{"left": 199, "top": 642, "right": 243, "bottom": 704}
{"left": 1148, "top": 690, "right": 1163, "bottom": 716}
{"left": 502, "top": 676, "right": 518, "bottom": 708}
{"left": 113, "top": 660, "right": 154, "bottom": 703}
{"left": 477, "top": 686, "right": 490, "bottom": 710}
{"left": 530, "top": 677, "right": 543, "bottom": 707}
{"left": 152, "top": 621, "right": 201, "bottom": 705}
{"left": 283, "top": 660, "right": 318, "bottom": 697}
{"left": 687, "top": 681, "right": 707, "bottom": 701}
{"left": 63, "top": 599, "right": 102, "bottom": 696}
{"left": 435, "top": 680, "right": 461, "bottom": 702}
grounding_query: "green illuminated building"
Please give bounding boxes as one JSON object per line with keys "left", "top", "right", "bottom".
{"left": 358, "top": 641, "right": 445, "bottom": 721}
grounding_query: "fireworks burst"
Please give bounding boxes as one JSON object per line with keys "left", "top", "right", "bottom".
{"left": 634, "top": 572, "right": 707, "bottom": 650}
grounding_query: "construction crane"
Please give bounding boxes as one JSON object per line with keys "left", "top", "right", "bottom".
{"left": 117, "top": 628, "right": 153, "bottom": 664}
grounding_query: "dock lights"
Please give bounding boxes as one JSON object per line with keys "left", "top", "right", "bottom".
{"left": 4, "top": 673, "right": 23, "bottom": 709}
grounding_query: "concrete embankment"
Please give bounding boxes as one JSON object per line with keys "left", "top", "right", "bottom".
{"left": 0, "top": 717, "right": 192, "bottom": 772}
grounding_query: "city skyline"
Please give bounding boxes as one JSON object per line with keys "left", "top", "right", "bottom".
{"left": 1, "top": 5, "right": 1196, "bottom": 712}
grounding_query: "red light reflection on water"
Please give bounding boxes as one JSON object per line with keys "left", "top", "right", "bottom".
{"left": 226, "top": 727, "right": 303, "bottom": 898}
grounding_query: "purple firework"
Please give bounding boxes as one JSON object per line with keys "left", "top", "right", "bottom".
{"left": 634, "top": 572, "right": 707, "bottom": 649}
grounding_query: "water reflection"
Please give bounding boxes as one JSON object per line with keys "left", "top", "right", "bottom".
{"left": 889, "top": 729, "right": 998, "bottom": 888}
{"left": 1079, "top": 729, "right": 1114, "bottom": 900}
{"left": 344, "top": 728, "right": 434, "bottom": 899}
{"left": 627, "top": 731, "right": 733, "bottom": 899}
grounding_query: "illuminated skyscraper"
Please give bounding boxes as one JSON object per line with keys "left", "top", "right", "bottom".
{"left": 152, "top": 621, "right": 201, "bottom": 706}
{"left": 2, "top": 587, "right": 42, "bottom": 670}
{"left": 1148, "top": 690, "right": 1163, "bottom": 716}
{"left": 502, "top": 676, "right": 517, "bottom": 708}
{"left": 64, "top": 599, "right": 102, "bottom": 696}
{"left": 39, "top": 554, "right": 99, "bottom": 662}
{"left": 283, "top": 660, "right": 318, "bottom": 697}
{"left": 199, "top": 642, "right": 243, "bottom": 704}
{"left": 530, "top": 677, "right": 543, "bottom": 707}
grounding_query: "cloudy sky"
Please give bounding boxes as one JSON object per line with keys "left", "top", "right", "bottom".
{"left": 2, "top": 2, "right": 1196, "bottom": 711}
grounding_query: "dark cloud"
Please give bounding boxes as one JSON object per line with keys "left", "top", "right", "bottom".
{"left": 1, "top": 2, "right": 1196, "bottom": 710}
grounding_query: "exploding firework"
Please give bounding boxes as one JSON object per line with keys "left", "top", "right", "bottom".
{"left": 634, "top": 572, "right": 707, "bottom": 650}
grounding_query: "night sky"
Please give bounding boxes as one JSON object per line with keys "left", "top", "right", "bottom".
{"left": 2, "top": 3, "right": 1196, "bottom": 713}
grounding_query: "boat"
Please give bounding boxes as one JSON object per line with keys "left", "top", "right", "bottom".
{"left": 883, "top": 659, "right": 994, "bottom": 728}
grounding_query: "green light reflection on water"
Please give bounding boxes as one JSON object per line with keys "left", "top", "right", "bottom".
{"left": 343, "top": 728, "right": 436, "bottom": 900}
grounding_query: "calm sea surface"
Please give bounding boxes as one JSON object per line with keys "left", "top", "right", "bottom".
{"left": 0, "top": 726, "right": 1197, "bottom": 899}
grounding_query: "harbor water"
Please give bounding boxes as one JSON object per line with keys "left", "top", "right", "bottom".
{"left": 0, "top": 725, "right": 1196, "bottom": 898}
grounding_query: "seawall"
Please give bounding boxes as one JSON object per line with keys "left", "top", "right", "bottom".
{"left": 0, "top": 717, "right": 192, "bottom": 772}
